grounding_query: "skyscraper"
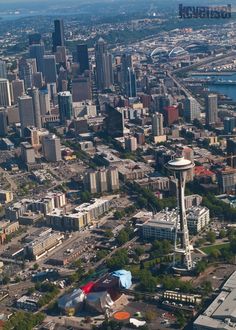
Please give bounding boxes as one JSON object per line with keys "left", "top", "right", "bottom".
{"left": 206, "top": 93, "right": 218, "bottom": 126}
{"left": 152, "top": 113, "right": 164, "bottom": 136}
{"left": 120, "top": 54, "right": 136, "bottom": 97}
{"left": 29, "top": 44, "right": 45, "bottom": 73}
{"left": 227, "top": 138, "right": 236, "bottom": 168}
{"left": 52, "top": 19, "right": 65, "bottom": 53}
{"left": 18, "top": 95, "right": 35, "bottom": 134}
{"left": 58, "top": 91, "right": 73, "bottom": 124}
{"left": 95, "top": 38, "right": 113, "bottom": 91}
{"left": 224, "top": 117, "right": 235, "bottom": 134}
{"left": 39, "top": 89, "right": 50, "bottom": 115}
{"left": 28, "top": 33, "right": 41, "bottom": 46}
{"left": 0, "top": 79, "right": 11, "bottom": 107}
{"left": 19, "top": 58, "right": 33, "bottom": 90}
{"left": 27, "top": 87, "right": 42, "bottom": 129}
{"left": 12, "top": 79, "right": 25, "bottom": 104}
{"left": 184, "top": 97, "right": 200, "bottom": 122}
{"left": 0, "top": 108, "right": 8, "bottom": 136}
{"left": 105, "top": 105, "right": 124, "bottom": 137}
{"left": 43, "top": 55, "right": 57, "bottom": 84}
{"left": 42, "top": 134, "right": 62, "bottom": 162}
{"left": 76, "top": 44, "right": 89, "bottom": 74}
{"left": 72, "top": 76, "right": 92, "bottom": 102}
{"left": 0, "top": 60, "right": 7, "bottom": 79}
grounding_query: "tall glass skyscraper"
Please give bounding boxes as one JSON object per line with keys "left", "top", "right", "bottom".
{"left": 76, "top": 44, "right": 89, "bottom": 74}
{"left": 52, "top": 19, "right": 65, "bottom": 53}
{"left": 95, "top": 38, "right": 113, "bottom": 91}
{"left": 58, "top": 91, "right": 73, "bottom": 125}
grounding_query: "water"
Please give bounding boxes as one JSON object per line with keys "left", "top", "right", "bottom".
{"left": 191, "top": 73, "right": 236, "bottom": 101}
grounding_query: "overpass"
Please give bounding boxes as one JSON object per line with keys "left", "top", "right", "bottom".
{"left": 167, "top": 71, "right": 203, "bottom": 109}
{"left": 173, "top": 50, "right": 236, "bottom": 75}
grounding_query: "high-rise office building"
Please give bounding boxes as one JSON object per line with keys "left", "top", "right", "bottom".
{"left": 164, "top": 106, "right": 179, "bottom": 126}
{"left": 19, "top": 58, "right": 33, "bottom": 90}
{"left": 0, "top": 60, "right": 7, "bottom": 79}
{"left": 27, "top": 87, "right": 42, "bottom": 129}
{"left": 72, "top": 76, "right": 92, "bottom": 102}
{"left": 76, "top": 44, "right": 89, "bottom": 74}
{"left": 126, "top": 67, "right": 136, "bottom": 97}
{"left": 52, "top": 19, "right": 65, "bottom": 53}
{"left": 57, "top": 66, "right": 68, "bottom": 92}
{"left": 11, "top": 79, "right": 24, "bottom": 104}
{"left": 28, "top": 33, "right": 41, "bottom": 46}
{"left": 0, "top": 79, "right": 11, "bottom": 107}
{"left": 29, "top": 44, "right": 45, "bottom": 73}
{"left": 105, "top": 105, "right": 124, "bottom": 137}
{"left": 43, "top": 55, "right": 57, "bottom": 84}
{"left": 39, "top": 89, "right": 50, "bottom": 115}
{"left": 18, "top": 95, "right": 35, "bottom": 134}
{"left": 125, "top": 136, "right": 137, "bottom": 152}
{"left": 0, "top": 108, "right": 8, "bottom": 136}
{"left": 58, "top": 91, "right": 73, "bottom": 124}
{"left": 152, "top": 113, "right": 164, "bottom": 136}
{"left": 227, "top": 138, "right": 236, "bottom": 168}
{"left": 55, "top": 46, "right": 67, "bottom": 65}
{"left": 184, "top": 97, "right": 201, "bottom": 122}
{"left": 217, "top": 167, "right": 236, "bottom": 194}
{"left": 224, "top": 117, "right": 235, "bottom": 134}
{"left": 20, "top": 142, "right": 36, "bottom": 164}
{"left": 120, "top": 54, "right": 136, "bottom": 97}
{"left": 32, "top": 72, "right": 43, "bottom": 89}
{"left": 206, "top": 93, "right": 218, "bottom": 126}
{"left": 95, "top": 38, "right": 113, "bottom": 91}
{"left": 42, "top": 134, "right": 62, "bottom": 162}
{"left": 27, "top": 58, "right": 37, "bottom": 74}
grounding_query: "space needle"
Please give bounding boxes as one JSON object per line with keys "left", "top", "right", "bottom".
{"left": 166, "top": 156, "right": 195, "bottom": 273}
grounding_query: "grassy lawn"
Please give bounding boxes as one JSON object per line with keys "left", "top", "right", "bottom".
{"left": 201, "top": 243, "right": 230, "bottom": 254}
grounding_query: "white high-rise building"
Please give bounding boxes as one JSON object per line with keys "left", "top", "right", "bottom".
{"left": 184, "top": 97, "right": 200, "bottom": 122}
{"left": 0, "top": 79, "right": 11, "bottom": 107}
{"left": 152, "top": 113, "right": 164, "bottom": 136}
{"left": 206, "top": 93, "right": 218, "bottom": 125}
{"left": 18, "top": 95, "right": 35, "bottom": 134}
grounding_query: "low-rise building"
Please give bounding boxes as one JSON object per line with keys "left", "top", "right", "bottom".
{"left": 194, "top": 271, "right": 236, "bottom": 330}
{"left": 16, "top": 295, "right": 41, "bottom": 311}
{"left": 0, "top": 220, "right": 19, "bottom": 244}
{"left": 187, "top": 206, "right": 210, "bottom": 234}
{"left": 46, "top": 197, "right": 111, "bottom": 231}
{"left": 0, "top": 190, "right": 13, "bottom": 204}
{"left": 24, "top": 228, "right": 64, "bottom": 260}
{"left": 142, "top": 210, "right": 177, "bottom": 241}
{"left": 118, "top": 160, "right": 154, "bottom": 181}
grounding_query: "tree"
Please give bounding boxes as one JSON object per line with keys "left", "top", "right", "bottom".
{"left": 96, "top": 250, "right": 108, "bottom": 261}
{"left": 106, "top": 249, "right": 128, "bottom": 271}
{"left": 209, "top": 248, "right": 221, "bottom": 260}
{"left": 145, "top": 310, "right": 157, "bottom": 322}
{"left": 219, "top": 229, "right": 227, "bottom": 239}
{"left": 2, "top": 276, "right": 10, "bottom": 285}
{"left": 105, "top": 229, "right": 113, "bottom": 238}
{"left": 33, "top": 263, "right": 39, "bottom": 270}
{"left": 81, "top": 191, "right": 91, "bottom": 202}
{"left": 135, "top": 246, "right": 145, "bottom": 256}
{"left": 176, "top": 310, "right": 186, "bottom": 329}
{"left": 116, "top": 229, "right": 129, "bottom": 245}
{"left": 195, "top": 260, "right": 207, "bottom": 275}
{"left": 206, "top": 231, "right": 216, "bottom": 244}
{"left": 202, "top": 280, "right": 212, "bottom": 296}
{"left": 114, "top": 210, "right": 125, "bottom": 220}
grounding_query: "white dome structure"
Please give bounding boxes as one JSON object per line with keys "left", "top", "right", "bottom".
{"left": 169, "top": 46, "right": 189, "bottom": 58}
